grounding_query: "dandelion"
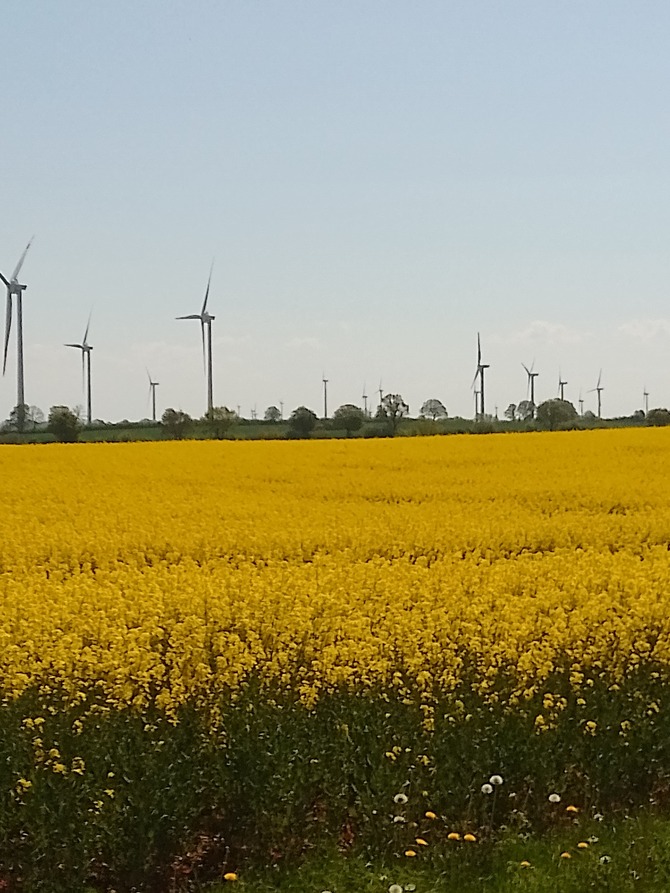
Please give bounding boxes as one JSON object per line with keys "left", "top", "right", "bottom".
{"left": 560, "top": 852, "right": 571, "bottom": 859}
{"left": 464, "top": 833, "right": 476, "bottom": 842}
{"left": 481, "top": 783, "right": 493, "bottom": 794}
{"left": 489, "top": 774, "right": 503, "bottom": 786}
{"left": 389, "top": 886, "right": 403, "bottom": 893}
{"left": 424, "top": 810, "right": 437, "bottom": 820}
{"left": 393, "top": 815, "right": 406, "bottom": 824}
{"left": 394, "top": 793, "right": 408, "bottom": 805}
{"left": 520, "top": 860, "right": 531, "bottom": 868}
{"left": 223, "top": 873, "right": 238, "bottom": 881}
{"left": 566, "top": 805, "right": 579, "bottom": 814}
{"left": 404, "top": 849, "right": 417, "bottom": 857}
{"left": 577, "top": 841, "right": 589, "bottom": 849}
{"left": 447, "top": 832, "right": 461, "bottom": 841}
{"left": 600, "top": 855, "right": 612, "bottom": 864}
{"left": 548, "top": 793, "right": 561, "bottom": 803}
{"left": 415, "top": 837, "right": 428, "bottom": 846}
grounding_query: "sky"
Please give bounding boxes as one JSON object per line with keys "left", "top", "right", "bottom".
{"left": 1, "top": 0, "right": 669, "bottom": 422}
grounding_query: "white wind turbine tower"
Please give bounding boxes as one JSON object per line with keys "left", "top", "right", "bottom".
{"left": 1, "top": 237, "right": 34, "bottom": 432}
{"left": 177, "top": 264, "right": 215, "bottom": 420}
{"left": 146, "top": 369, "right": 160, "bottom": 422}
{"left": 643, "top": 387, "right": 649, "bottom": 415}
{"left": 65, "top": 315, "right": 93, "bottom": 424}
{"left": 589, "top": 370, "right": 604, "bottom": 418}
{"left": 362, "top": 382, "right": 368, "bottom": 417}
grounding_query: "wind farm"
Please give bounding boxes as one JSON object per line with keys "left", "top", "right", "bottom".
{"left": 0, "top": 239, "right": 665, "bottom": 437}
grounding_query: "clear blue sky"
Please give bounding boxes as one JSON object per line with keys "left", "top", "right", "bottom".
{"left": 1, "top": 1, "right": 669, "bottom": 421}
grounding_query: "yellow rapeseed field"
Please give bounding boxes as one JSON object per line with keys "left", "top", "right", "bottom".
{"left": 1, "top": 428, "right": 670, "bottom": 716}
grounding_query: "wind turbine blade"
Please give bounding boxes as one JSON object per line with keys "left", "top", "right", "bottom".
{"left": 176, "top": 314, "right": 201, "bottom": 320}
{"left": 3, "top": 294, "right": 12, "bottom": 375}
{"left": 597, "top": 369, "right": 602, "bottom": 388}
{"left": 146, "top": 367, "right": 152, "bottom": 383}
{"left": 0, "top": 272, "right": 9, "bottom": 288}
{"left": 522, "top": 362, "right": 530, "bottom": 376}
{"left": 477, "top": 332, "right": 481, "bottom": 366}
{"left": 201, "top": 262, "right": 213, "bottom": 315}
{"left": 64, "top": 343, "right": 84, "bottom": 349}
{"left": 11, "top": 236, "right": 33, "bottom": 281}
{"left": 83, "top": 312, "right": 92, "bottom": 346}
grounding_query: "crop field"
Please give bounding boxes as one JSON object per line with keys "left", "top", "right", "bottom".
{"left": 2, "top": 430, "right": 670, "bottom": 890}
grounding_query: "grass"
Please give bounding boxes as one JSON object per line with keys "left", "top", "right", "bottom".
{"left": 201, "top": 814, "right": 670, "bottom": 892}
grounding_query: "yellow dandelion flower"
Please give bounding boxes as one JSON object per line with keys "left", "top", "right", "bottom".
{"left": 566, "top": 805, "right": 579, "bottom": 814}
{"left": 577, "top": 841, "right": 589, "bottom": 849}
{"left": 223, "top": 872, "right": 238, "bottom": 881}
{"left": 447, "top": 832, "right": 461, "bottom": 841}
{"left": 463, "top": 833, "right": 476, "bottom": 842}
{"left": 415, "top": 838, "right": 428, "bottom": 846}
{"left": 560, "top": 852, "right": 571, "bottom": 859}
{"left": 424, "top": 810, "right": 437, "bottom": 820}
{"left": 404, "top": 849, "right": 417, "bottom": 857}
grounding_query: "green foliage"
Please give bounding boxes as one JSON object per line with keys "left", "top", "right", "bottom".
{"left": 161, "top": 408, "right": 193, "bottom": 440}
{"left": 288, "top": 406, "right": 318, "bottom": 438}
{"left": 264, "top": 405, "right": 282, "bottom": 422}
{"left": 420, "top": 398, "right": 447, "bottom": 421}
{"left": 646, "top": 408, "right": 670, "bottom": 427}
{"left": 4, "top": 666, "right": 670, "bottom": 889}
{"left": 203, "top": 406, "right": 238, "bottom": 439}
{"left": 331, "top": 404, "right": 366, "bottom": 436}
{"left": 535, "top": 399, "right": 578, "bottom": 431}
{"left": 381, "top": 394, "right": 409, "bottom": 435}
{"left": 47, "top": 405, "right": 81, "bottom": 442}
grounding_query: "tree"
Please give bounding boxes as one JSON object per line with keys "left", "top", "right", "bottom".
{"left": 5, "top": 404, "right": 44, "bottom": 432}
{"left": 381, "top": 393, "right": 409, "bottom": 435}
{"left": 646, "top": 407, "right": 670, "bottom": 427}
{"left": 204, "top": 406, "right": 237, "bottom": 439}
{"left": 48, "top": 405, "right": 81, "bottom": 443}
{"left": 332, "top": 404, "right": 365, "bottom": 437}
{"left": 535, "top": 398, "right": 578, "bottom": 431}
{"left": 504, "top": 403, "right": 517, "bottom": 421}
{"left": 517, "top": 400, "right": 535, "bottom": 421}
{"left": 161, "top": 408, "right": 193, "bottom": 440}
{"left": 420, "top": 398, "right": 448, "bottom": 421}
{"left": 264, "top": 405, "right": 282, "bottom": 423}
{"left": 288, "top": 406, "right": 318, "bottom": 438}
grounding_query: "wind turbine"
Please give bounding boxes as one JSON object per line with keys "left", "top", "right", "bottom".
{"left": 578, "top": 390, "right": 584, "bottom": 416}
{"left": 65, "top": 315, "right": 93, "bottom": 424}
{"left": 378, "top": 379, "right": 384, "bottom": 413}
{"left": 643, "top": 387, "right": 649, "bottom": 415}
{"left": 472, "top": 333, "right": 489, "bottom": 417}
{"left": 589, "top": 370, "right": 604, "bottom": 418}
{"left": 177, "top": 263, "right": 215, "bottom": 420}
{"left": 362, "top": 382, "right": 368, "bottom": 417}
{"left": 146, "top": 369, "right": 159, "bottom": 422}
{"left": 1, "top": 237, "right": 34, "bottom": 432}
{"left": 522, "top": 361, "right": 539, "bottom": 407}
{"left": 558, "top": 370, "right": 568, "bottom": 401}
{"left": 322, "top": 373, "right": 329, "bottom": 419}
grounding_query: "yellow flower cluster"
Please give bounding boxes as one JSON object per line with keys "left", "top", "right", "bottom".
{"left": 0, "top": 429, "right": 669, "bottom": 712}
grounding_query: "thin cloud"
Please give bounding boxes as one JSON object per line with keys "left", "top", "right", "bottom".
{"left": 491, "top": 320, "right": 586, "bottom": 346}
{"left": 283, "top": 336, "right": 320, "bottom": 351}
{"left": 617, "top": 319, "right": 670, "bottom": 341}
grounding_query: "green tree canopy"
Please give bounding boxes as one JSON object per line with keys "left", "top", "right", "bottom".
{"left": 332, "top": 404, "right": 365, "bottom": 436}
{"left": 419, "top": 398, "right": 447, "bottom": 421}
{"left": 288, "top": 406, "right": 318, "bottom": 438}
{"left": 535, "top": 398, "right": 578, "bottom": 431}
{"left": 48, "top": 405, "right": 81, "bottom": 443}
{"left": 161, "top": 408, "right": 193, "bottom": 440}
